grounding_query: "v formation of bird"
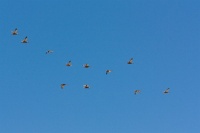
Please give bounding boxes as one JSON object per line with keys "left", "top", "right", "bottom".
{"left": 11, "top": 28, "right": 170, "bottom": 95}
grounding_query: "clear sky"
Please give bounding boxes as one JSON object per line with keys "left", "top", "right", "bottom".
{"left": 0, "top": 0, "right": 200, "bottom": 133}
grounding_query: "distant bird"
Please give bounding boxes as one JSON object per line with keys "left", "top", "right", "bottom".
{"left": 66, "top": 61, "right": 72, "bottom": 66}
{"left": 61, "top": 84, "right": 66, "bottom": 89}
{"left": 163, "top": 88, "right": 170, "bottom": 94}
{"left": 21, "top": 36, "right": 28, "bottom": 43}
{"left": 46, "top": 50, "right": 53, "bottom": 54}
{"left": 127, "top": 58, "right": 133, "bottom": 64}
{"left": 134, "top": 90, "right": 141, "bottom": 95}
{"left": 11, "top": 28, "right": 18, "bottom": 35}
{"left": 83, "top": 64, "right": 90, "bottom": 68}
{"left": 83, "top": 84, "right": 90, "bottom": 89}
{"left": 106, "top": 70, "right": 111, "bottom": 75}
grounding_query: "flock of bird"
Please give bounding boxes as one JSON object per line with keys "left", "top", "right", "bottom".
{"left": 11, "top": 28, "right": 170, "bottom": 95}
{"left": 12, "top": 28, "right": 28, "bottom": 43}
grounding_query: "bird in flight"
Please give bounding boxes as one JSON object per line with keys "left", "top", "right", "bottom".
{"left": 134, "top": 90, "right": 141, "bottom": 95}
{"left": 163, "top": 88, "right": 170, "bottom": 94}
{"left": 66, "top": 61, "right": 72, "bottom": 66}
{"left": 83, "top": 84, "right": 90, "bottom": 89}
{"left": 83, "top": 64, "right": 90, "bottom": 68}
{"left": 106, "top": 70, "right": 111, "bottom": 75}
{"left": 11, "top": 28, "right": 18, "bottom": 35}
{"left": 46, "top": 50, "right": 53, "bottom": 54}
{"left": 127, "top": 58, "right": 133, "bottom": 64}
{"left": 21, "top": 36, "right": 28, "bottom": 43}
{"left": 61, "top": 84, "right": 66, "bottom": 89}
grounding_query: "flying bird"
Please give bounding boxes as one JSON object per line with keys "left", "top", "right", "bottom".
{"left": 21, "top": 36, "right": 28, "bottom": 43}
{"left": 66, "top": 61, "right": 72, "bottom": 66}
{"left": 134, "top": 90, "right": 141, "bottom": 95}
{"left": 163, "top": 88, "right": 170, "bottom": 94}
{"left": 46, "top": 50, "right": 53, "bottom": 54}
{"left": 127, "top": 58, "right": 133, "bottom": 64}
{"left": 83, "top": 84, "right": 90, "bottom": 89}
{"left": 106, "top": 70, "right": 111, "bottom": 75}
{"left": 11, "top": 28, "right": 18, "bottom": 35}
{"left": 61, "top": 84, "right": 66, "bottom": 89}
{"left": 83, "top": 64, "right": 90, "bottom": 68}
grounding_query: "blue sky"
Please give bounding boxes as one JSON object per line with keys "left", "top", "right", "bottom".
{"left": 0, "top": 0, "right": 200, "bottom": 133}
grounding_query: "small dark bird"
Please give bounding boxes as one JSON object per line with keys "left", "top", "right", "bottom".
{"left": 66, "top": 61, "right": 72, "bottom": 66}
{"left": 127, "top": 58, "right": 133, "bottom": 64}
{"left": 21, "top": 36, "right": 28, "bottom": 43}
{"left": 163, "top": 88, "right": 170, "bottom": 94}
{"left": 134, "top": 90, "right": 141, "bottom": 95}
{"left": 83, "top": 84, "right": 90, "bottom": 89}
{"left": 61, "top": 84, "right": 66, "bottom": 89}
{"left": 11, "top": 28, "right": 18, "bottom": 35}
{"left": 83, "top": 64, "right": 90, "bottom": 68}
{"left": 106, "top": 70, "right": 111, "bottom": 75}
{"left": 46, "top": 50, "right": 53, "bottom": 54}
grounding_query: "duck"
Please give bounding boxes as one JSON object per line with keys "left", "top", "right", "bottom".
{"left": 66, "top": 61, "right": 72, "bottom": 66}
{"left": 46, "top": 50, "right": 53, "bottom": 54}
{"left": 83, "top": 64, "right": 90, "bottom": 68}
{"left": 106, "top": 70, "right": 111, "bottom": 75}
{"left": 21, "top": 36, "right": 28, "bottom": 43}
{"left": 127, "top": 58, "right": 133, "bottom": 64}
{"left": 11, "top": 28, "right": 18, "bottom": 35}
{"left": 61, "top": 84, "right": 66, "bottom": 89}
{"left": 134, "top": 90, "right": 141, "bottom": 95}
{"left": 163, "top": 88, "right": 170, "bottom": 94}
{"left": 83, "top": 84, "right": 90, "bottom": 89}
